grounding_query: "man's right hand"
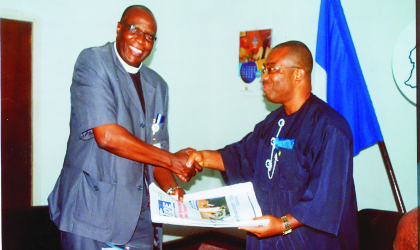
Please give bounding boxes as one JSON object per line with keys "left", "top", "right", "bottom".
{"left": 171, "top": 149, "right": 202, "bottom": 182}
{"left": 186, "top": 150, "right": 225, "bottom": 172}
{"left": 186, "top": 151, "right": 205, "bottom": 169}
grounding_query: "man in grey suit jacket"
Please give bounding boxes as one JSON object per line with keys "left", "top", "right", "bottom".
{"left": 48, "top": 5, "right": 200, "bottom": 250}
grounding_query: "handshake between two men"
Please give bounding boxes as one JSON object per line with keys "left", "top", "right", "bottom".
{"left": 170, "top": 148, "right": 223, "bottom": 183}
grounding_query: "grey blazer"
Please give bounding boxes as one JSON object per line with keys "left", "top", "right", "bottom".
{"left": 48, "top": 42, "right": 168, "bottom": 246}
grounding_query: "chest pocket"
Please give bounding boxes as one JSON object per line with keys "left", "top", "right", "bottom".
{"left": 253, "top": 137, "right": 311, "bottom": 215}
{"left": 276, "top": 145, "right": 310, "bottom": 191}
{"left": 255, "top": 136, "right": 310, "bottom": 191}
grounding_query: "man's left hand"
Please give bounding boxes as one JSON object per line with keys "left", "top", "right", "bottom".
{"left": 238, "top": 215, "right": 283, "bottom": 238}
{"left": 171, "top": 188, "right": 186, "bottom": 202}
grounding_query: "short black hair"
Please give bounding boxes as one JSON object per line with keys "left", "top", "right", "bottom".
{"left": 273, "top": 41, "right": 313, "bottom": 74}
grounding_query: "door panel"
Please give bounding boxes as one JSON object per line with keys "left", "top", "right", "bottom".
{"left": 1, "top": 18, "right": 32, "bottom": 209}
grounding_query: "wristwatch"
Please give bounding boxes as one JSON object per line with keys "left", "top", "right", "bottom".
{"left": 281, "top": 215, "right": 292, "bottom": 236}
{"left": 166, "top": 186, "right": 181, "bottom": 195}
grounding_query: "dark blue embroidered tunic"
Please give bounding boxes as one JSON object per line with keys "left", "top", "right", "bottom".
{"left": 219, "top": 94, "right": 360, "bottom": 250}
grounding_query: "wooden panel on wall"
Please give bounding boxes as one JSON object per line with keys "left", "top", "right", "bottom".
{"left": 1, "top": 18, "right": 33, "bottom": 209}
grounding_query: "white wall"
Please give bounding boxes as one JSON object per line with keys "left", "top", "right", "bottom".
{"left": 1, "top": 0, "right": 416, "bottom": 241}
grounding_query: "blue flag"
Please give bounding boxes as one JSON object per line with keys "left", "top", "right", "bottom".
{"left": 315, "top": 0, "right": 383, "bottom": 156}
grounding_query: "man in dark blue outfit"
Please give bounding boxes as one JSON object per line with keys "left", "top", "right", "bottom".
{"left": 187, "top": 41, "right": 360, "bottom": 249}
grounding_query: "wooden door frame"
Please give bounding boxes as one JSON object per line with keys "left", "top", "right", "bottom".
{"left": 1, "top": 9, "right": 41, "bottom": 206}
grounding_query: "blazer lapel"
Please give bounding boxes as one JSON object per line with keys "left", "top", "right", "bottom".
{"left": 140, "top": 67, "right": 156, "bottom": 120}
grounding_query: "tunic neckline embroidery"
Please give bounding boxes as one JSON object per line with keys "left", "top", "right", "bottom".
{"left": 265, "top": 118, "right": 285, "bottom": 179}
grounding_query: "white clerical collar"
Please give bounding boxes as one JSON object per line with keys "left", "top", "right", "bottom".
{"left": 113, "top": 42, "right": 142, "bottom": 74}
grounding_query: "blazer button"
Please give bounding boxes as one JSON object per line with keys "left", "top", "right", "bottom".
{"left": 137, "top": 185, "right": 143, "bottom": 191}
{"left": 140, "top": 123, "right": 145, "bottom": 128}
{"left": 93, "top": 186, "right": 99, "bottom": 191}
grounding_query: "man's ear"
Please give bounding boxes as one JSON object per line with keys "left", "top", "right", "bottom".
{"left": 294, "top": 68, "right": 305, "bottom": 83}
{"left": 116, "top": 22, "right": 122, "bottom": 36}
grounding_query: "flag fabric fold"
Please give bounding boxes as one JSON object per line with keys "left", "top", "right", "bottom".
{"left": 315, "top": 0, "right": 383, "bottom": 156}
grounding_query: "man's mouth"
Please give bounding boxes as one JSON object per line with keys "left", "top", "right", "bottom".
{"left": 262, "top": 82, "right": 271, "bottom": 92}
{"left": 129, "top": 45, "right": 143, "bottom": 56}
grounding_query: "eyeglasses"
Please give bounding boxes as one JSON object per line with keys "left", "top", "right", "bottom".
{"left": 120, "top": 21, "right": 157, "bottom": 42}
{"left": 261, "top": 66, "right": 300, "bottom": 75}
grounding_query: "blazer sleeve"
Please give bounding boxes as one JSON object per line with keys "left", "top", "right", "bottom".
{"left": 71, "top": 48, "right": 118, "bottom": 137}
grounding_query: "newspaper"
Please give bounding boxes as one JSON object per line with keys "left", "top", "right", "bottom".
{"left": 149, "top": 182, "right": 269, "bottom": 228}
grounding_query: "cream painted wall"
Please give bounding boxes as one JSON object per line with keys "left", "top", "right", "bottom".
{"left": 1, "top": 0, "right": 416, "bottom": 242}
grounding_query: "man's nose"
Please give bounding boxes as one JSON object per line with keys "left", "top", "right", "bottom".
{"left": 261, "top": 71, "right": 269, "bottom": 81}
{"left": 134, "top": 33, "right": 146, "bottom": 44}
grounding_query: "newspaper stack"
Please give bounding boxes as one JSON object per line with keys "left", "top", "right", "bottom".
{"left": 149, "top": 182, "right": 269, "bottom": 228}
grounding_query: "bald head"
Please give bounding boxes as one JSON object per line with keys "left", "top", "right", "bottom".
{"left": 121, "top": 5, "right": 155, "bottom": 22}
{"left": 272, "top": 41, "right": 313, "bottom": 75}
{"left": 394, "top": 207, "right": 418, "bottom": 250}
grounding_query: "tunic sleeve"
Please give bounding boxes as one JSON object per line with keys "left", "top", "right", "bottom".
{"left": 218, "top": 131, "right": 259, "bottom": 184}
{"left": 71, "top": 48, "right": 118, "bottom": 136}
{"left": 290, "top": 125, "right": 353, "bottom": 236}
